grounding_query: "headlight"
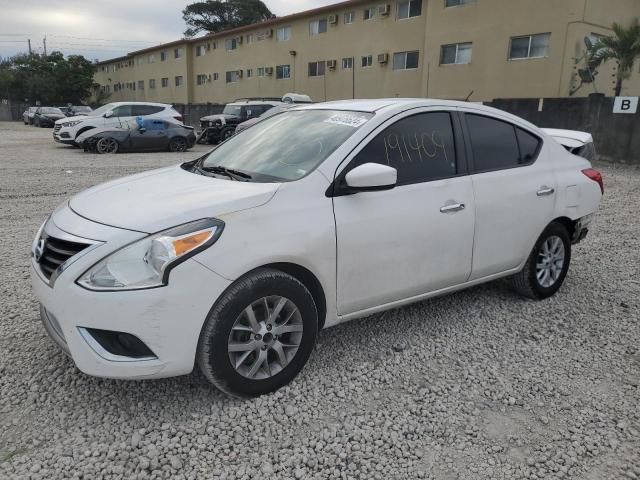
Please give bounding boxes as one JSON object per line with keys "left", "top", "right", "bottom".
{"left": 62, "top": 120, "right": 83, "bottom": 127}
{"left": 77, "top": 218, "right": 224, "bottom": 291}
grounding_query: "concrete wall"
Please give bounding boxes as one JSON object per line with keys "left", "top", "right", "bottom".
{"left": 487, "top": 95, "right": 640, "bottom": 164}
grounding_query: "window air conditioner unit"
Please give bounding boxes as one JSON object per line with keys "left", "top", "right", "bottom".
{"left": 328, "top": 14, "right": 338, "bottom": 24}
{"left": 327, "top": 59, "right": 337, "bottom": 70}
{"left": 378, "top": 53, "right": 389, "bottom": 64}
{"left": 378, "top": 4, "right": 390, "bottom": 16}
{"left": 265, "top": 67, "right": 274, "bottom": 76}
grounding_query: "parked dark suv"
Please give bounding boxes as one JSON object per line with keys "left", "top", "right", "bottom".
{"left": 198, "top": 101, "right": 283, "bottom": 144}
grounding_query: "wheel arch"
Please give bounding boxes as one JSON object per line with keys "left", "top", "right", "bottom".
{"left": 75, "top": 126, "right": 95, "bottom": 138}
{"left": 550, "top": 216, "right": 576, "bottom": 238}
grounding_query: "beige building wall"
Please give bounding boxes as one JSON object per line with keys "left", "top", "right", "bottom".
{"left": 93, "top": 0, "right": 640, "bottom": 105}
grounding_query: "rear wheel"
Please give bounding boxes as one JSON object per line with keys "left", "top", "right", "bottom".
{"left": 220, "top": 127, "right": 235, "bottom": 141}
{"left": 96, "top": 137, "right": 119, "bottom": 154}
{"left": 510, "top": 222, "right": 571, "bottom": 299}
{"left": 197, "top": 268, "right": 318, "bottom": 397}
{"left": 169, "top": 137, "right": 188, "bottom": 152}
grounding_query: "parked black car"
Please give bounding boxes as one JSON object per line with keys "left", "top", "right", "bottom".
{"left": 198, "top": 101, "right": 283, "bottom": 144}
{"left": 77, "top": 117, "right": 196, "bottom": 154}
{"left": 67, "top": 105, "right": 93, "bottom": 117}
{"left": 33, "top": 107, "right": 66, "bottom": 127}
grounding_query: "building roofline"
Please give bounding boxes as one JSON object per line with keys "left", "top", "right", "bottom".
{"left": 96, "top": 0, "right": 368, "bottom": 64}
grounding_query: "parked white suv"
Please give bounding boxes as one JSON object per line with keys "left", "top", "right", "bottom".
{"left": 53, "top": 102, "right": 182, "bottom": 145}
{"left": 31, "top": 99, "right": 603, "bottom": 397}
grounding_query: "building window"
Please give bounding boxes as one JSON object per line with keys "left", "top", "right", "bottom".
{"left": 148, "top": 54, "right": 155, "bottom": 64}
{"left": 509, "top": 33, "right": 550, "bottom": 59}
{"left": 393, "top": 51, "right": 420, "bottom": 70}
{"left": 445, "top": 0, "right": 474, "bottom": 6}
{"left": 440, "top": 42, "right": 472, "bottom": 64}
{"left": 196, "top": 74, "right": 208, "bottom": 85}
{"left": 174, "top": 48, "right": 182, "bottom": 59}
{"left": 247, "top": 68, "right": 253, "bottom": 78}
{"left": 246, "top": 33, "right": 253, "bottom": 44}
{"left": 362, "top": 55, "right": 373, "bottom": 67}
{"left": 363, "top": 8, "right": 375, "bottom": 20}
{"left": 277, "top": 26, "right": 291, "bottom": 41}
{"left": 149, "top": 79, "right": 156, "bottom": 89}
{"left": 226, "top": 71, "right": 240, "bottom": 83}
{"left": 225, "top": 38, "right": 238, "bottom": 51}
{"left": 308, "top": 61, "right": 326, "bottom": 77}
{"left": 161, "top": 77, "right": 168, "bottom": 88}
{"left": 397, "top": 0, "right": 422, "bottom": 19}
{"left": 344, "top": 11, "right": 355, "bottom": 24}
{"left": 309, "top": 18, "right": 328, "bottom": 35}
{"left": 213, "top": 72, "right": 219, "bottom": 81}
{"left": 175, "top": 75, "right": 184, "bottom": 87}
{"left": 257, "top": 67, "right": 265, "bottom": 77}
{"left": 342, "top": 57, "right": 353, "bottom": 69}
{"left": 196, "top": 45, "right": 206, "bottom": 56}
{"left": 256, "top": 30, "right": 267, "bottom": 41}
{"left": 276, "top": 64, "right": 290, "bottom": 79}
{"left": 137, "top": 80, "right": 144, "bottom": 90}
{"left": 160, "top": 51, "right": 167, "bottom": 62}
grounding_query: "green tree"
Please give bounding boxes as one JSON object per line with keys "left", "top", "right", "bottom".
{"left": 590, "top": 18, "right": 640, "bottom": 96}
{"left": 182, "top": 0, "right": 275, "bottom": 37}
{"left": 0, "top": 52, "right": 96, "bottom": 104}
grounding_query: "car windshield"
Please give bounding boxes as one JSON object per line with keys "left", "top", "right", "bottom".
{"left": 90, "top": 103, "right": 116, "bottom": 116}
{"left": 40, "top": 107, "right": 63, "bottom": 114}
{"left": 200, "top": 109, "right": 373, "bottom": 182}
{"left": 222, "top": 105, "right": 242, "bottom": 116}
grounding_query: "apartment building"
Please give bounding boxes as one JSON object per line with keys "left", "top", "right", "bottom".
{"left": 94, "top": 0, "right": 640, "bottom": 105}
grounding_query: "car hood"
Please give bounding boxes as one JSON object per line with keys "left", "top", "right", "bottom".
{"left": 55, "top": 115, "right": 88, "bottom": 125}
{"left": 68, "top": 165, "right": 280, "bottom": 233}
{"left": 44, "top": 114, "right": 66, "bottom": 120}
{"left": 200, "top": 114, "right": 236, "bottom": 122}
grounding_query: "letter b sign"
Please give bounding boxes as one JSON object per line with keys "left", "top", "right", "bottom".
{"left": 613, "top": 97, "right": 638, "bottom": 114}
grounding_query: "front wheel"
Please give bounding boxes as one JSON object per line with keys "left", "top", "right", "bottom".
{"left": 510, "top": 222, "right": 571, "bottom": 300}
{"left": 197, "top": 269, "right": 318, "bottom": 397}
{"left": 220, "top": 127, "right": 235, "bottom": 141}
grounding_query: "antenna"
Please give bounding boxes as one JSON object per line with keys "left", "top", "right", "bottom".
{"left": 465, "top": 90, "right": 474, "bottom": 102}
{"left": 43, "top": 36, "right": 47, "bottom": 56}
{"left": 28, "top": 39, "right": 32, "bottom": 55}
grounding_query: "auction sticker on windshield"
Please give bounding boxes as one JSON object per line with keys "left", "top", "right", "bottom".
{"left": 324, "top": 113, "right": 369, "bottom": 128}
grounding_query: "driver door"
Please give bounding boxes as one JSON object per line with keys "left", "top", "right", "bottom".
{"left": 333, "top": 109, "right": 475, "bottom": 315}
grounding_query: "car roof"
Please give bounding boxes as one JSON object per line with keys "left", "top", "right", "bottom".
{"left": 109, "top": 101, "right": 172, "bottom": 107}
{"left": 227, "top": 100, "right": 284, "bottom": 107}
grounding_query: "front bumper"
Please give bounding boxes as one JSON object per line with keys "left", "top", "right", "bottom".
{"left": 53, "top": 127, "right": 76, "bottom": 144}
{"left": 31, "top": 211, "right": 232, "bottom": 380}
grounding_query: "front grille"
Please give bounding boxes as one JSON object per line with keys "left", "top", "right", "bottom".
{"left": 39, "top": 235, "right": 91, "bottom": 279}
{"left": 54, "top": 124, "right": 62, "bottom": 132}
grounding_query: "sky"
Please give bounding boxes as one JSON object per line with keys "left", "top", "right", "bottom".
{"left": 0, "top": 0, "right": 337, "bottom": 61}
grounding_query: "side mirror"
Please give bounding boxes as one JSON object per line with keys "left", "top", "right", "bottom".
{"left": 344, "top": 163, "right": 397, "bottom": 192}
{"left": 138, "top": 127, "right": 146, "bottom": 133}
{"left": 104, "top": 111, "right": 114, "bottom": 118}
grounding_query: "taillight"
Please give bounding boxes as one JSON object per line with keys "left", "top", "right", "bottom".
{"left": 173, "top": 115, "right": 183, "bottom": 122}
{"left": 582, "top": 168, "right": 604, "bottom": 195}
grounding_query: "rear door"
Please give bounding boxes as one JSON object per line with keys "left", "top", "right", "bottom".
{"left": 333, "top": 108, "right": 475, "bottom": 315}
{"left": 459, "top": 109, "right": 556, "bottom": 280}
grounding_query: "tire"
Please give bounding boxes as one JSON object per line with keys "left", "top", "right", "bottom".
{"left": 96, "top": 137, "right": 119, "bottom": 154}
{"left": 168, "top": 137, "right": 188, "bottom": 152}
{"left": 220, "top": 127, "right": 235, "bottom": 141}
{"left": 510, "top": 222, "right": 571, "bottom": 300}
{"left": 197, "top": 268, "right": 318, "bottom": 398}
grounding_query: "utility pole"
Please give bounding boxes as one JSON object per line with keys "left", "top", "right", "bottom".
{"left": 28, "top": 39, "right": 32, "bottom": 55}
{"left": 43, "top": 36, "right": 47, "bottom": 56}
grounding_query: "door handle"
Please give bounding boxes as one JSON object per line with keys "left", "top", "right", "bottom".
{"left": 537, "top": 186, "right": 555, "bottom": 197}
{"left": 440, "top": 203, "right": 466, "bottom": 213}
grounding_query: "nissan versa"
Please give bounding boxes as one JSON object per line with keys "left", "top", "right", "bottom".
{"left": 31, "top": 99, "right": 603, "bottom": 397}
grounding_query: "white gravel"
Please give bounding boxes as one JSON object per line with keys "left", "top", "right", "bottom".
{"left": 0, "top": 121, "right": 639, "bottom": 479}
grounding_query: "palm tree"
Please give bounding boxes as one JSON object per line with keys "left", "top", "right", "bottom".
{"left": 591, "top": 18, "right": 640, "bottom": 96}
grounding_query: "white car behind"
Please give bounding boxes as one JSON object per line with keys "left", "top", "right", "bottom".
{"left": 32, "top": 99, "right": 603, "bottom": 397}
{"left": 53, "top": 102, "right": 182, "bottom": 146}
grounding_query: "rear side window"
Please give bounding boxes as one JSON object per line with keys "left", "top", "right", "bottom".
{"left": 349, "top": 112, "right": 457, "bottom": 186}
{"left": 132, "top": 105, "right": 165, "bottom": 116}
{"left": 466, "top": 114, "right": 541, "bottom": 172}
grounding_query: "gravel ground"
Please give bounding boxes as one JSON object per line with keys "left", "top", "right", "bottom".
{"left": 0, "top": 120, "right": 639, "bottom": 480}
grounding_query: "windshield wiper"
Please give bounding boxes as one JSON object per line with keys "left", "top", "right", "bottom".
{"left": 199, "top": 165, "right": 252, "bottom": 181}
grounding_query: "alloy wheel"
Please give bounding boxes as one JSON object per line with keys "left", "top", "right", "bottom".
{"left": 170, "top": 138, "right": 187, "bottom": 152}
{"left": 96, "top": 137, "right": 118, "bottom": 154}
{"left": 227, "top": 296, "right": 303, "bottom": 380}
{"left": 536, "top": 235, "right": 565, "bottom": 288}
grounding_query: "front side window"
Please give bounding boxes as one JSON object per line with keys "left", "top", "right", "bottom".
{"left": 277, "top": 26, "right": 291, "bottom": 41}
{"left": 392, "top": 51, "right": 420, "bottom": 70}
{"left": 111, "top": 105, "right": 133, "bottom": 117}
{"left": 309, "top": 19, "right": 328, "bottom": 35}
{"left": 201, "top": 110, "right": 373, "bottom": 182}
{"left": 348, "top": 112, "right": 457, "bottom": 186}
{"left": 440, "top": 43, "right": 472, "bottom": 64}
{"left": 465, "top": 114, "right": 541, "bottom": 172}
{"left": 276, "top": 64, "right": 290, "bottom": 79}
{"left": 309, "top": 61, "right": 326, "bottom": 77}
{"left": 344, "top": 11, "right": 355, "bottom": 24}
{"left": 397, "top": 0, "right": 422, "bottom": 19}
{"left": 362, "top": 55, "right": 373, "bottom": 67}
{"left": 509, "top": 33, "right": 550, "bottom": 59}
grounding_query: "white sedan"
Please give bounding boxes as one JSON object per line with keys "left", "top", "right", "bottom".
{"left": 31, "top": 99, "right": 603, "bottom": 397}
